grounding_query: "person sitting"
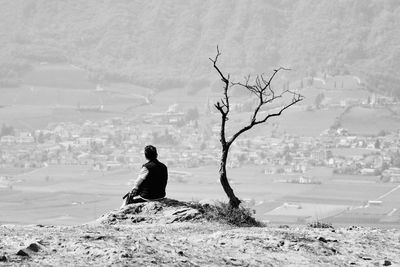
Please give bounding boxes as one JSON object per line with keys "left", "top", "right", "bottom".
{"left": 122, "top": 145, "right": 168, "bottom": 206}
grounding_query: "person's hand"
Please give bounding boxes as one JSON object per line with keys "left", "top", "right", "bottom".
{"left": 131, "top": 188, "right": 139, "bottom": 196}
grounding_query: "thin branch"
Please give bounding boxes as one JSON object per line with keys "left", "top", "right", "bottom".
{"left": 227, "top": 94, "right": 303, "bottom": 145}
{"left": 211, "top": 47, "right": 304, "bottom": 148}
{"left": 211, "top": 46, "right": 232, "bottom": 146}
{"left": 254, "top": 96, "right": 303, "bottom": 126}
{"left": 209, "top": 46, "right": 229, "bottom": 85}
{"left": 261, "top": 67, "right": 291, "bottom": 91}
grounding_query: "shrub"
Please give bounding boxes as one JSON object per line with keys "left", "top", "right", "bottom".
{"left": 188, "top": 201, "right": 264, "bottom": 227}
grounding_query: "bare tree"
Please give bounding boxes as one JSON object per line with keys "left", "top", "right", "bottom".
{"left": 210, "top": 47, "right": 304, "bottom": 208}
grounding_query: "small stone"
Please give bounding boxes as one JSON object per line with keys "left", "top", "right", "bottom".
{"left": 318, "top": 236, "right": 328, "bottom": 243}
{"left": 381, "top": 260, "right": 391, "bottom": 266}
{"left": 361, "top": 256, "right": 372, "bottom": 261}
{"left": 177, "top": 251, "right": 184, "bottom": 256}
{"left": 131, "top": 217, "right": 146, "bottom": 223}
{"left": 16, "top": 249, "right": 29, "bottom": 257}
{"left": 120, "top": 253, "right": 131, "bottom": 258}
{"left": 27, "top": 243, "right": 42, "bottom": 252}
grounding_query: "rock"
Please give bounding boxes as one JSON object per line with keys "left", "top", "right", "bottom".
{"left": 361, "top": 256, "right": 372, "bottom": 261}
{"left": 223, "top": 257, "right": 242, "bottom": 266}
{"left": 98, "top": 198, "right": 204, "bottom": 225}
{"left": 16, "top": 249, "right": 30, "bottom": 257}
{"left": 317, "top": 236, "right": 338, "bottom": 243}
{"left": 131, "top": 217, "right": 146, "bottom": 223}
{"left": 381, "top": 260, "right": 391, "bottom": 266}
{"left": 347, "top": 225, "right": 359, "bottom": 231}
{"left": 177, "top": 251, "right": 184, "bottom": 256}
{"left": 0, "top": 255, "right": 7, "bottom": 262}
{"left": 27, "top": 242, "right": 42, "bottom": 252}
{"left": 277, "top": 240, "right": 285, "bottom": 247}
{"left": 140, "top": 202, "right": 163, "bottom": 214}
{"left": 164, "top": 207, "right": 201, "bottom": 223}
{"left": 120, "top": 252, "right": 131, "bottom": 258}
{"left": 16, "top": 242, "right": 44, "bottom": 257}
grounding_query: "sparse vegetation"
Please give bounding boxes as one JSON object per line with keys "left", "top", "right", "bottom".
{"left": 189, "top": 201, "right": 264, "bottom": 227}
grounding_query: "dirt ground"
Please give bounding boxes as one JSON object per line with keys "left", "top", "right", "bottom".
{"left": 1, "top": 202, "right": 399, "bottom": 266}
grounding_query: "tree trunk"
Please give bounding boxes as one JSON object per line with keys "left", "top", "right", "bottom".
{"left": 219, "top": 145, "right": 241, "bottom": 208}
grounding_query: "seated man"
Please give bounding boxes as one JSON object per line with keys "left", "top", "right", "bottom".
{"left": 123, "top": 145, "right": 168, "bottom": 205}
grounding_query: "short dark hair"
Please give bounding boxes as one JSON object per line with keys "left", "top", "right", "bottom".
{"left": 144, "top": 145, "right": 158, "bottom": 160}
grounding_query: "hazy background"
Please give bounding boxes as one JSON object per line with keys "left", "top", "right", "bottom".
{"left": 0, "top": 0, "right": 400, "bottom": 227}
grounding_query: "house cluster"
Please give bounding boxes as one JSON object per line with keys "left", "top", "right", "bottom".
{"left": 1, "top": 113, "right": 400, "bottom": 184}
{"left": 231, "top": 128, "right": 400, "bottom": 183}
{"left": 0, "top": 116, "right": 221, "bottom": 171}
{"left": 1, "top": 132, "right": 35, "bottom": 144}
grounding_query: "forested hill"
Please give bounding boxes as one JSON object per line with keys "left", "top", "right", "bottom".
{"left": 1, "top": 0, "right": 400, "bottom": 93}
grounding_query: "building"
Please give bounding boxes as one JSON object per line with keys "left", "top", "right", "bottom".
{"left": 382, "top": 167, "right": 400, "bottom": 182}
{"left": 0, "top": 135, "right": 16, "bottom": 144}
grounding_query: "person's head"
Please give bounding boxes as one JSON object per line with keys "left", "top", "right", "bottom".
{"left": 144, "top": 145, "right": 158, "bottom": 161}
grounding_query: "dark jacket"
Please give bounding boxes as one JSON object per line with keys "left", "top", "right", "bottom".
{"left": 138, "top": 159, "right": 168, "bottom": 199}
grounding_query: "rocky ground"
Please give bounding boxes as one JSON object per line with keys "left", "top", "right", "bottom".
{"left": 1, "top": 200, "right": 399, "bottom": 266}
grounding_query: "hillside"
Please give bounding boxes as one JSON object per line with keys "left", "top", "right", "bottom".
{"left": 1, "top": 0, "right": 400, "bottom": 94}
{"left": 0, "top": 201, "right": 399, "bottom": 266}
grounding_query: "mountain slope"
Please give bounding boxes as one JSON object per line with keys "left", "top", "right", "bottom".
{"left": 1, "top": 0, "right": 400, "bottom": 93}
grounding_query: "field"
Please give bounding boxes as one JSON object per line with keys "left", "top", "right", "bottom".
{"left": 265, "top": 203, "right": 349, "bottom": 222}
{"left": 1, "top": 163, "right": 399, "bottom": 227}
{"left": 341, "top": 106, "right": 400, "bottom": 135}
{"left": 0, "top": 64, "right": 149, "bottom": 129}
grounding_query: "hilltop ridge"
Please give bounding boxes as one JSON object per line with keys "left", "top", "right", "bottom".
{"left": 0, "top": 200, "right": 399, "bottom": 266}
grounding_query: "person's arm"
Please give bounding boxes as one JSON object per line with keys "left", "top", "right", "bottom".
{"left": 131, "top": 167, "right": 149, "bottom": 195}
